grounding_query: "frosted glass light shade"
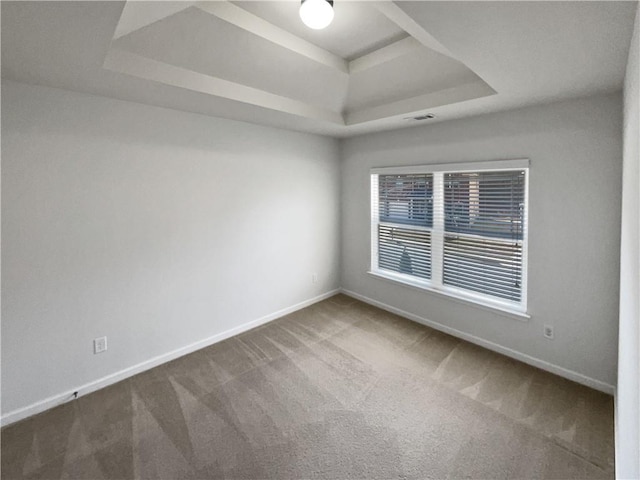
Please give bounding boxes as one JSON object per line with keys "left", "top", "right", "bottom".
{"left": 299, "top": 0, "right": 334, "bottom": 30}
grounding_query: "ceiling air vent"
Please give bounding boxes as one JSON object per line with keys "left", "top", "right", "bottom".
{"left": 406, "top": 113, "right": 436, "bottom": 121}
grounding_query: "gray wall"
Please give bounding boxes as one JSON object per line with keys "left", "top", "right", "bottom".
{"left": 341, "top": 93, "right": 622, "bottom": 389}
{"left": 1, "top": 81, "right": 341, "bottom": 418}
{"left": 617, "top": 4, "right": 640, "bottom": 477}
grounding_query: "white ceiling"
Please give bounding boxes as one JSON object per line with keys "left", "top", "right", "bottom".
{"left": 346, "top": 47, "right": 480, "bottom": 113}
{"left": 114, "top": 7, "right": 351, "bottom": 113}
{"left": 2, "top": 1, "right": 637, "bottom": 138}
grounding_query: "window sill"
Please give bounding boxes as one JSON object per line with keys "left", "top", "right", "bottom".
{"left": 367, "top": 270, "right": 531, "bottom": 321}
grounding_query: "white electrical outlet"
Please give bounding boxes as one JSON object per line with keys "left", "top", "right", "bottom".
{"left": 312, "top": 273, "right": 318, "bottom": 284}
{"left": 543, "top": 325, "right": 554, "bottom": 340}
{"left": 94, "top": 336, "right": 108, "bottom": 354}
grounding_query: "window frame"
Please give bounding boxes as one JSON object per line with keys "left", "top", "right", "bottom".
{"left": 370, "top": 159, "right": 530, "bottom": 318}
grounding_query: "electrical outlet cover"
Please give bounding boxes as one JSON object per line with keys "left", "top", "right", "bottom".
{"left": 94, "top": 336, "right": 108, "bottom": 354}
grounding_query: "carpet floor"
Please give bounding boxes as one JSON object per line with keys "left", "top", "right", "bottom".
{"left": 1, "top": 294, "right": 614, "bottom": 479}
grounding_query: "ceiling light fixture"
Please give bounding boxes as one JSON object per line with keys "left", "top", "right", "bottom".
{"left": 299, "top": 0, "right": 334, "bottom": 30}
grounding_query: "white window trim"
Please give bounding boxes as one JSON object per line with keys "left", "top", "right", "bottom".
{"left": 370, "top": 159, "right": 530, "bottom": 318}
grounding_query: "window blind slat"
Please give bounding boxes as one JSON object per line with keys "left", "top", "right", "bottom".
{"left": 378, "top": 225, "right": 431, "bottom": 279}
{"left": 379, "top": 174, "right": 434, "bottom": 227}
{"left": 443, "top": 170, "right": 525, "bottom": 241}
{"left": 443, "top": 234, "right": 523, "bottom": 301}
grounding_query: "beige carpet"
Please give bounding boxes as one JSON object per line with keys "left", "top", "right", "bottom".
{"left": 1, "top": 294, "right": 614, "bottom": 479}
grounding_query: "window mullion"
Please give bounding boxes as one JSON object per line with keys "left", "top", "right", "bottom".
{"left": 432, "top": 172, "right": 444, "bottom": 287}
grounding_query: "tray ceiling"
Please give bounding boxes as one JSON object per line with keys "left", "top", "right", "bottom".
{"left": 2, "top": 1, "right": 636, "bottom": 137}
{"left": 105, "top": 1, "right": 495, "bottom": 128}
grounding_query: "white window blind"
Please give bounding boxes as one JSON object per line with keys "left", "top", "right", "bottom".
{"left": 371, "top": 161, "right": 528, "bottom": 314}
{"left": 377, "top": 174, "right": 433, "bottom": 280}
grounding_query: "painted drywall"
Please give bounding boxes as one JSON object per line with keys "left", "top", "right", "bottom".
{"left": 341, "top": 93, "right": 622, "bottom": 389}
{"left": 1, "top": 80, "right": 341, "bottom": 418}
{"left": 617, "top": 3, "right": 640, "bottom": 478}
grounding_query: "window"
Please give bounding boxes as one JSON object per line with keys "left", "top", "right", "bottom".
{"left": 371, "top": 160, "right": 529, "bottom": 315}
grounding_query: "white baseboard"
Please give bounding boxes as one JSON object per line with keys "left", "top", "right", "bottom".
{"left": 341, "top": 288, "right": 615, "bottom": 395}
{"left": 0, "top": 289, "right": 340, "bottom": 427}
